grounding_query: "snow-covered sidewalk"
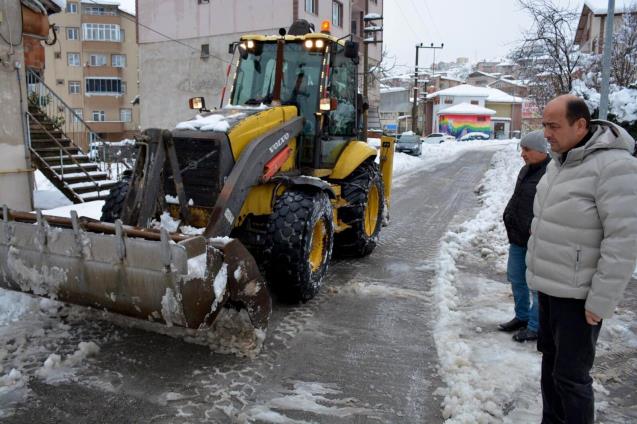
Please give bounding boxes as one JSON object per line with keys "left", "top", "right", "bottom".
{"left": 431, "top": 144, "right": 637, "bottom": 422}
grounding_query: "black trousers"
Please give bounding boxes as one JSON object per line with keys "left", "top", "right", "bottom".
{"left": 537, "top": 292, "right": 602, "bottom": 424}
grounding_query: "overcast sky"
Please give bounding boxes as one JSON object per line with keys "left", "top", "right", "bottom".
{"left": 383, "top": 0, "right": 588, "bottom": 72}
{"left": 119, "top": 0, "right": 592, "bottom": 69}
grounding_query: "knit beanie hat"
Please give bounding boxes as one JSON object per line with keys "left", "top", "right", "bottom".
{"left": 520, "top": 131, "right": 548, "bottom": 153}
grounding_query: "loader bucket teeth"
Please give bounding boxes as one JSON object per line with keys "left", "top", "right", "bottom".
{"left": 0, "top": 208, "right": 271, "bottom": 333}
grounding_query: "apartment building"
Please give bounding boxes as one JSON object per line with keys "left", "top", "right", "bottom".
{"left": 137, "top": 0, "right": 383, "bottom": 129}
{"left": 44, "top": 0, "right": 139, "bottom": 146}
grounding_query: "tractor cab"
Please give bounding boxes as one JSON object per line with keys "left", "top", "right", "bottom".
{"left": 230, "top": 21, "right": 360, "bottom": 171}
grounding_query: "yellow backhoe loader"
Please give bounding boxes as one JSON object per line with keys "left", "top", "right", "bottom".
{"left": 0, "top": 19, "right": 395, "bottom": 333}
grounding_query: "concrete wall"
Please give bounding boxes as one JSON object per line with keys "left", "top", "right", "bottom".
{"left": 0, "top": 0, "right": 32, "bottom": 210}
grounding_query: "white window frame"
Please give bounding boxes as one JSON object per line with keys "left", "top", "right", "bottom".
{"left": 92, "top": 111, "right": 106, "bottom": 122}
{"left": 68, "top": 81, "right": 81, "bottom": 94}
{"left": 67, "top": 52, "right": 80, "bottom": 66}
{"left": 89, "top": 54, "right": 108, "bottom": 67}
{"left": 66, "top": 27, "right": 79, "bottom": 40}
{"left": 119, "top": 108, "right": 132, "bottom": 122}
{"left": 67, "top": 2, "right": 78, "bottom": 13}
{"left": 82, "top": 23, "right": 122, "bottom": 42}
{"left": 111, "top": 54, "right": 126, "bottom": 68}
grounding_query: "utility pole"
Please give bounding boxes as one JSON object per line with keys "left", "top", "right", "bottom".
{"left": 362, "top": 10, "right": 383, "bottom": 141}
{"left": 411, "top": 44, "right": 421, "bottom": 133}
{"left": 599, "top": 0, "right": 615, "bottom": 120}
{"left": 412, "top": 43, "right": 443, "bottom": 134}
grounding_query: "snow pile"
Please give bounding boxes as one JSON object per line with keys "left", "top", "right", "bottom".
{"left": 431, "top": 144, "right": 527, "bottom": 422}
{"left": 160, "top": 288, "right": 187, "bottom": 328}
{"left": 571, "top": 79, "right": 601, "bottom": 114}
{"left": 176, "top": 112, "right": 245, "bottom": 132}
{"left": 35, "top": 342, "right": 100, "bottom": 384}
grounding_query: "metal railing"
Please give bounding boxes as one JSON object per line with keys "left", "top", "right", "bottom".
{"left": 25, "top": 69, "right": 133, "bottom": 180}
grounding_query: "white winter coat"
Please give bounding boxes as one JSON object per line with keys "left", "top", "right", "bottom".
{"left": 526, "top": 120, "right": 637, "bottom": 318}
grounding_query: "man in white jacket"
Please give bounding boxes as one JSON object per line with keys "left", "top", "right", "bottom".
{"left": 527, "top": 94, "right": 637, "bottom": 423}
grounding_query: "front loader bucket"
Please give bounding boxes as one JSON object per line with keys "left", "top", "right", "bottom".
{"left": 0, "top": 208, "right": 271, "bottom": 331}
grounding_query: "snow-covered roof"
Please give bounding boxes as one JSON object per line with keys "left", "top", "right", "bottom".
{"left": 428, "top": 84, "right": 490, "bottom": 98}
{"left": 489, "top": 79, "right": 527, "bottom": 88}
{"left": 80, "top": 0, "right": 120, "bottom": 5}
{"left": 468, "top": 71, "right": 498, "bottom": 78}
{"left": 438, "top": 103, "right": 496, "bottom": 116}
{"left": 583, "top": 0, "right": 635, "bottom": 14}
{"left": 380, "top": 86, "right": 408, "bottom": 94}
{"left": 427, "top": 84, "right": 524, "bottom": 103}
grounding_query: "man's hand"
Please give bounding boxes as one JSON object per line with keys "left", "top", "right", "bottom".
{"left": 585, "top": 310, "right": 601, "bottom": 325}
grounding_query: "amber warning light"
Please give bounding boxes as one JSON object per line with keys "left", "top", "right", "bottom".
{"left": 320, "top": 20, "right": 331, "bottom": 34}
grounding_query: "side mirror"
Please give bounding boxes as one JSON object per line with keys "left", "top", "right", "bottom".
{"left": 344, "top": 40, "right": 359, "bottom": 60}
{"left": 228, "top": 43, "right": 236, "bottom": 54}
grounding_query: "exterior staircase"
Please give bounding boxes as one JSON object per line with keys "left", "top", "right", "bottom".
{"left": 26, "top": 70, "right": 121, "bottom": 203}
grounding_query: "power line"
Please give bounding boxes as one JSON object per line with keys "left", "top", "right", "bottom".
{"left": 394, "top": 0, "right": 422, "bottom": 41}
{"left": 82, "top": 0, "right": 232, "bottom": 65}
{"left": 420, "top": 0, "right": 443, "bottom": 41}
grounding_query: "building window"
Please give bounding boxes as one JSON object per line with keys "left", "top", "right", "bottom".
{"left": 332, "top": 1, "right": 343, "bottom": 27}
{"left": 198, "top": 0, "right": 210, "bottom": 3}
{"left": 85, "top": 78, "right": 123, "bottom": 94}
{"left": 111, "top": 54, "right": 126, "bottom": 67}
{"left": 470, "top": 100, "right": 479, "bottom": 105}
{"left": 72, "top": 108, "right": 83, "bottom": 123}
{"left": 83, "top": 5, "right": 117, "bottom": 16}
{"left": 120, "top": 108, "right": 132, "bottom": 122}
{"left": 82, "top": 23, "right": 122, "bottom": 42}
{"left": 477, "top": 116, "right": 486, "bottom": 122}
{"left": 200, "top": 44, "right": 210, "bottom": 59}
{"left": 121, "top": 81, "right": 127, "bottom": 93}
{"left": 92, "top": 111, "right": 106, "bottom": 121}
{"left": 89, "top": 54, "right": 108, "bottom": 67}
{"left": 56, "top": 79, "right": 64, "bottom": 85}
{"left": 68, "top": 81, "right": 81, "bottom": 94}
{"left": 120, "top": 29, "right": 125, "bottom": 42}
{"left": 67, "top": 2, "right": 78, "bottom": 13}
{"left": 67, "top": 52, "right": 80, "bottom": 66}
{"left": 67, "top": 27, "right": 79, "bottom": 40}
{"left": 444, "top": 98, "right": 453, "bottom": 104}
{"left": 305, "top": 0, "right": 318, "bottom": 14}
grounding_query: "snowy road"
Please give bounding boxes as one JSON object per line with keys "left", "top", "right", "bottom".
{"left": 2, "top": 143, "right": 635, "bottom": 423}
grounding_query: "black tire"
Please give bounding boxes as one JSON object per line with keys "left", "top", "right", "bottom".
{"left": 334, "top": 161, "right": 384, "bottom": 258}
{"left": 100, "top": 178, "right": 130, "bottom": 222}
{"left": 264, "top": 189, "right": 334, "bottom": 303}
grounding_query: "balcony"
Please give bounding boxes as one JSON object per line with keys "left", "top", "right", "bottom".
{"left": 83, "top": 65, "right": 124, "bottom": 78}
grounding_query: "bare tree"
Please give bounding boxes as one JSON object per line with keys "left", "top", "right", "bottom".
{"left": 511, "top": 0, "right": 584, "bottom": 109}
{"left": 368, "top": 47, "right": 398, "bottom": 84}
{"left": 611, "top": 6, "right": 637, "bottom": 87}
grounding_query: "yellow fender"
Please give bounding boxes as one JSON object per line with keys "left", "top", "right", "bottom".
{"left": 329, "top": 141, "right": 377, "bottom": 180}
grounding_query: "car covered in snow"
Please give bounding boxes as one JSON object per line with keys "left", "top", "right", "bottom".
{"left": 459, "top": 132, "right": 491, "bottom": 141}
{"left": 422, "top": 133, "right": 456, "bottom": 144}
{"left": 395, "top": 132, "right": 422, "bottom": 156}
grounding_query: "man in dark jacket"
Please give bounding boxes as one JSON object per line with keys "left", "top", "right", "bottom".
{"left": 499, "top": 131, "right": 550, "bottom": 342}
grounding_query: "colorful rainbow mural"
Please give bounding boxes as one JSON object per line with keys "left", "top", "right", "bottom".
{"left": 439, "top": 114, "right": 492, "bottom": 138}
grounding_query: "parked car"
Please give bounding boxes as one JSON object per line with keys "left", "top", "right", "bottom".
{"left": 459, "top": 132, "right": 490, "bottom": 141}
{"left": 395, "top": 132, "right": 422, "bottom": 156}
{"left": 422, "top": 133, "right": 455, "bottom": 144}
